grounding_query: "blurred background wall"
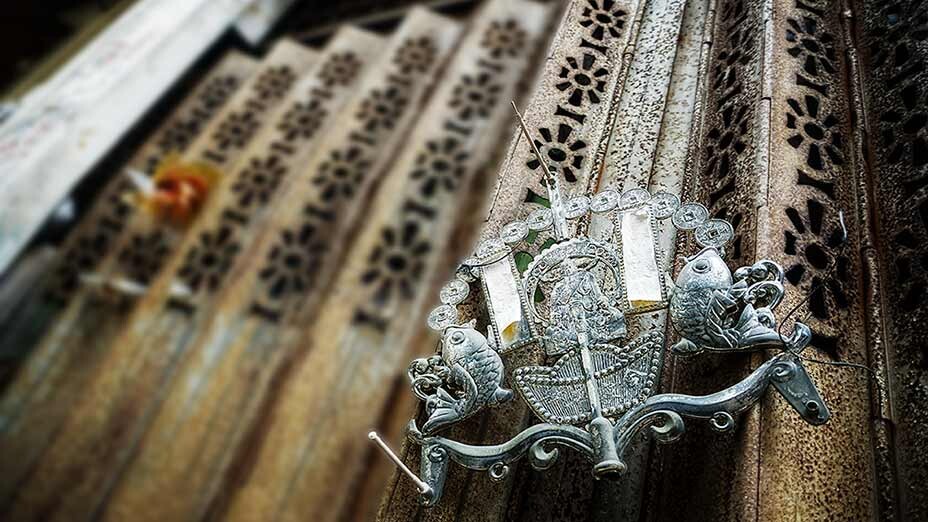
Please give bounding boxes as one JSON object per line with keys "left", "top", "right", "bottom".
{"left": 0, "top": 0, "right": 925, "bottom": 521}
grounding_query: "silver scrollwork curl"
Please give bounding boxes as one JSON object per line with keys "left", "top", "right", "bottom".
{"left": 428, "top": 445, "right": 448, "bottom": 463}
{"left": 772, "top": 360, "right": 797, "bottom": 383}
{"left": 408, "top": 356, "right": 449, "bottom": 401}
{"left": 488, "top": 462, "right": 510, "bottom": 481}
{"left": 528, "top": 441, "right": 560, "bottom": 470}
{"left": 709, "top": 411, "right": 736, "bottom": 432}
{"left": 648, "top": 410, "right": 685, "bottom": 443}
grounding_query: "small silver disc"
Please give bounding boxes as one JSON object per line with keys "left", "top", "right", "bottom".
{"left": 526, "top": 208, "right": 553, "bottom": 231}
{"left": 672, "top": 202, "right": 709, "bottom": 230}
{"left": 439, "top": 279, "right": 470, "bottom": 305}
{"left": 475, "top": 237, "right": 507, "bottom": 259}
{"left": 455, "top": 263, "right": 479, "bottom": 283}
{"left": 590, "top": 189, "right": 620, "bottom": 213}
{"left": 695, "top": 218, "right": 735, "bottom": 248}
{"left": 427, "top": 304, "right": 459, "bottom": 331}
{"left": 650, "top": 191, "right": 680, "bottom": 219}
{"left": 564, "top": 196, "right": 590, "bottom": 219}
{"left": 499, "top": 221, "right": 529, "bottom": 244}
{"left": 619, "top": 188, "right": 651, "bottom": 210}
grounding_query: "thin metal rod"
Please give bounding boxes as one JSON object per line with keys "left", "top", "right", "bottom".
{"left": 124, "top": 168, "right": 155, "bottom": 195}
{"left": 511, "top": 100, "right": 553, "bottom": 183}
{"left": 368, "top": 431, "right": 433, "bottom": 495}
{"left": 511, "top": 100, "right": 569, "bottom": 240}
{"left": 575, "top": 312, "right": 603, "bottom": 418}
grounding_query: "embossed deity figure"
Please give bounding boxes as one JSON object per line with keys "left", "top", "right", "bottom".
{"left": 545, "top": 258, "right": 626, "bottom": 354}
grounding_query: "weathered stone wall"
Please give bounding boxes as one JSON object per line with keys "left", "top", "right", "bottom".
{"left": 0, "top": 0, "right": 925, "bottom": 519}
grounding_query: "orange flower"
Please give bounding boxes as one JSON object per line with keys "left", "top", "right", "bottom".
{"left": 131, "top": 155, "right": 220, "bottom": 226}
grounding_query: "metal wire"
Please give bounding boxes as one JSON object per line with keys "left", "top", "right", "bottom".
{"left": 775, "top": 210, "right": 877, "bottom": 379}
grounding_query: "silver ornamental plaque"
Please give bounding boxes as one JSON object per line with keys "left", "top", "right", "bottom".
{"left": 369, "top": 106, "right": 831, "bottom": 507}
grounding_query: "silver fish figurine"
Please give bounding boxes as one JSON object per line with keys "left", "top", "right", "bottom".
{"left": 669, "top": 248, "right": 810, "bottom": 355}
{"left": 414, "top": 321, "right": 513, "bottom": 433}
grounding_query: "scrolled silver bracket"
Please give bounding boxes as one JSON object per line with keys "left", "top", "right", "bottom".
{"left": 367, "top": 104, "right": 832, "bottom": 508}
{"left": 376, "top": 351, "right": 828, "bottom": 506}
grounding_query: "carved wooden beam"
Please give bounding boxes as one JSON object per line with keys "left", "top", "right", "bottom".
{"left": 0, "top": 41, "right": 319, "bottom": 522}
{"left": 0, "top": 0, "right": 255, "bottom": 273}
{"left": 0, "top": 49, "right": 257, "bottom": 512}
{"left": 0, "top": 51, "right": 258, "bottom": 359}
{"left": 214, "top": 3, "right": 551, "bottom": 521}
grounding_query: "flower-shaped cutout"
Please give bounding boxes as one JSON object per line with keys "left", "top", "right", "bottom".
{"left": 782, "top": 199, "right": 850, "bottom": 321}
{"left": 278, "top": 100, "right": 327, "bottom": 142}
{"left": 449, "top": 72, "right": 502, "bottom": 121}
{"left": 312, "top": 146, "right": 370, "bottom": 203}
{"left": 481, "top": 19, "right": 527, "bottom": 59}
{"left": 393, "top": 37, "right": 437, "bottom": 76}
{"left": 892, "top": 227, "right": 928, "bottom": 309}
{"left": 357, "top": 85, "right": 409, "bottom": 134}
{"left": 557, "top": 53, "right": 609, "bottom": 107}
{"left": 106, "top": 182, "right": 133, "bottom": 221}
{"left": 704, "top": 103, "right": 749, "bottom": 180}
{"left": 719, "top": 0, "right": 748, "bottom": 29}
{"left": 231, "top": 154, "right": 288, "bottom": 211}
{"left": 258, "top": 223, "right": 327, "bottom": 300}
{"left": 157, "top": 118, "right": 200, "bottom": 154}
{"left": 880, "top": 83, "right": 928, "bottom": 168}
{"left": 361, "top": 221, "right": 432, "bottom": 306}
{"left": 786, "top": 95, "right": 845, "bottom": 171}
{"left": 51, "top": 225, "right": 118, "bottom": 299}
{"left": 319, "top": 51, "right": 363, "bottom": 88}
{"left": 197, "top": 75, "right": 241, "bottom": 116}
{"left": 74, "top": 231, "right": 111, "bottom": 269}
{"left": 713, "top": 206, "right": 745, "bottom": 262}
{"left": 711, "top": 27, "right": 754, "bottom": 108}
{"left": 117, "top": 230, "right": 170, "bottom": 285}
{"left": 525, "top": 123, "right": 587, "bottom": 183}
{"left": 785, "top": 16, "right": 838, "bottom": 77}
{"left": 868, "top": 0, "right": 928, "bottom": 72}
{"left": 579, "top": 0, "right": 627, "bottom": 41}
{"left": 411, "top": 137, "right": 468, "bottom": 197}
{"left": 178, "top": 225, "right": 241, "bottom": 293}
{"left": 213, "top": 111, "right": 260, "bottom": 151}
{"left": 252, "top": 65, "right": 297, "bottom": 102}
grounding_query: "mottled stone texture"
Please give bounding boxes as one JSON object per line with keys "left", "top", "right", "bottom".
{"left": 379, "top": 0, "right": 928, "bottom": 520}
{"left": 0, "top": 0, "right": 926, "bottom": 519}
{"left": 856, "top": 0, "right": 928, "bottom": 518}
